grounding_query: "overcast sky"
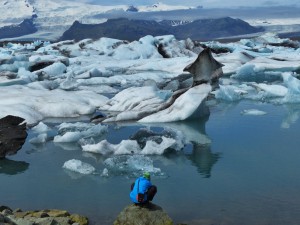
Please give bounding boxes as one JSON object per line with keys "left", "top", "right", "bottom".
{"left": 74, "top": 0, "right": 300, "bottom": 8}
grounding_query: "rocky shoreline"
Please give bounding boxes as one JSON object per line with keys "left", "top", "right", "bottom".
{"left": 0, "top": 206, "right": 88, "bottom": 225}
{"left": 0, "top": 203, "right": 178, "bottom": 225}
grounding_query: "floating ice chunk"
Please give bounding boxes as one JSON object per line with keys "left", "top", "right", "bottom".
{"left": 101, "top": 86, "right": 170, "bottom": 112}
{"left": 139, "top": 84, "right": 211, "bottom": 123}
{"left": 82, "top": 139, "right": 141, "bottom": 155}
{"left": 282, "top": 72, "right": 300, "bottom": 103}
{"left": 251, "top": 83, "right": 288, "bottom": 97}
{"left": 59, "top": 73, "right": 78, "bottom": 90}
{"left": 114, "top": 140, "right": 141, "bottom": 155}
{"left": 54, "top": 131, "right": 82, "bottom": 143}
{"left": 82, "top": 140, "right": 116, "bottom": 155}
{"left": 155, "top": 35, "right": 197, "bottom": 58}
{"left": 140, "top": 136, "right": 176, "bottom": 155}
{"left": 35, "top": 62, "right": 67, "bottom": 78}
{"left": 17, "top": 67, "right": 37, "bottom": 82}
{"left": 241, "top": 109, "right": 267, "bottom": 116}
{"left": 29, "top": 133, "right": 48, "bottom": 144}
{"left": 213, "top": 84, "right": 249, "bottom": 101}
{"left": 82, "top": 132, "right": 180, "bottom": 155}
{"left": 84, "top": 37, "right": 125, "bottom": 55}
{"left": 129, "top": 127, "right": 186, "bottom": 151}
{"left": 232, "top": 64, "right": 282, "bottom": 82}
{"left": 103, "top": 155, "right": 161, "bottom": 177}
{"left": 63, "top": 159, "right": 95, "bottom": 174}
{"left": 113, "top": 36, "right": 161, "bottom": 60}
{"left": 31, "top": 122, "right": 50, "bottom": 133}
{"left": 54, "top": 123, "right": 108, "bottom": 143}
{"left": 0, "top": 64, "right": 18, "bottom": 72}
{"left": 57, "top": 122, "right": 95, "bottom": 132}
{"left": 101, "top": 168, "right": 109, "bottom": 177}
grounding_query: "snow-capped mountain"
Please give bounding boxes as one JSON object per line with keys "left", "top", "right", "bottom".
{"left": 0, "top": 0, "right": 194, "bottom": 40}
{"left": 0, "top": 0, "right": 34, "bottom": 27}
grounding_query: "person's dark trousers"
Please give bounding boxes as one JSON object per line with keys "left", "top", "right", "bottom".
{"left": 147, "top": 185, "right": 157, "bottom": 201}
{"left": 130, "top": 183, "right": 157, "bottom": 201}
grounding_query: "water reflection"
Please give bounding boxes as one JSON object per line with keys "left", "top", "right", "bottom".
{"left": 0, "top": 158, "right": 29, "bottom": 175}
{"left": 113, "top": 114, "right": 221, "bottom": 178}
{"left": 187, "top": 144, "right": 221, "bottom": 178}
{"left": 281, "top": 104, "right": 300, "bottom": 128}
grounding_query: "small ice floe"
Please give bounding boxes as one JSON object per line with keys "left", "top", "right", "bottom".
{"left": 54, "top": 122, "right": 108, "bottom": 143}
{"left": 82, "top": 138, "right": 175, "bottom": 155}
{"left": 82, "top": 139, "right": 141, "bottom": 155}
{"left": 241, "top": 109, "right": 267, "bottom": 116}
{"left": 62, "top": 159, "right": 95, "bottom": 174}
{"left": 29, "top": 122, "right": 51, "bottom": 144}
{"left": 82, "top": 127, "right": 184, "bottom": 155}
{"left": 103, "top": 155, "right": 162, "bottom": 177}
{"left": 29, "top": 133, "right": 48, "bottom": 144}
{"left": 101, "top": 168, "right": 109, "bottom": 177}
{"left": 31, "top": 122, "right": 50, "bottom": 133}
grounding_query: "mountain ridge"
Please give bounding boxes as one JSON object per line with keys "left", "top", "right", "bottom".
{"left": 59, "top": 17, "right": 264, "bottom": 42}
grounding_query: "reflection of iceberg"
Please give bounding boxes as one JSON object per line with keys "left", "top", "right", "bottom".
{"left": 139, "top": 117, "right": 211, "bottom": 145}
{"left": 187, "top": 144, "right": 221, "bottom": 178}
{"left": 0, "top": 159, "right": 29, "bottom": 175}
{"left": 281, "top": 104, "right": 300, "bottom": 129}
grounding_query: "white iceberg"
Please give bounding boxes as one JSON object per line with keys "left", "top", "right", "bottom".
{"left": 31, "top": 122, "right": 51, "bottom": 133}
{"left": 241, "top": 109, "right": 267, "bottom": 116}
{"left": 29, "top": 133, "right": 48, "bottom": 144}
{"left": 54, "top": 122, "right": 108, "bottom": 143}
{"left": 139, "top": 84, "right": 212, "bottom": 122}
{"left": 103, "top": 155, "right": 161, "bottom": 177}
{"left": 63, "top": 159, "right": 95, "bottom": 174}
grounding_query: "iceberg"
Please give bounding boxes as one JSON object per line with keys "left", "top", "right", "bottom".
{"left": 139, "top": 84, "right": 211, "bottom": 122}
{"left": 54, "top": 122, "right": 108, "bottom": 143}
{"left": 82, "top": 140, "right": 141, "bottom": 155}
{"left": 241, "top": 109, "right": 267, "bottom": 116}
{"left": 103, "top": 155, "right": 162, "bottom": 177}
{"left": 62, "top": 159, "right": 95, "bottom": 174}
{"left": 29, "top": 133, "right": 48, "bottom": 144}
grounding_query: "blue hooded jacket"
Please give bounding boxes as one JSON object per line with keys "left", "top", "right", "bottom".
{"left": 130, "top": 177, "right": 152, "bottom": 203}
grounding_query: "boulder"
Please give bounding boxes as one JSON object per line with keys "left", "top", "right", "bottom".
{"left": 0, "top": 115, "right": 28, "bottom": 159}
{"left": 1, "top": 207, "right": 89, "bottom": 225}
{"left": 114, "top": 203, "right": 173, "bottom": 225}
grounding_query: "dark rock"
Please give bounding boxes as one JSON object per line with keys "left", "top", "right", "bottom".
{"left": 126, "top": 5, "right": 139, "bottom": 12}
{"left": 0, "top": 115, "right": 28, "bottom": 159}
{"left": 0, "top": 213, "right": 5, "bottom": 223}
{"left": 0, "top": 206, "right": 12, "bottom": 212}
{"left": 2, "top": 209, "right": 13, "bottom": 216}
{"left": 114, "top": 203, "right": 173, "bottom": 225}
{"left": 0, "top": 16, "right": 37, "bottom": 39}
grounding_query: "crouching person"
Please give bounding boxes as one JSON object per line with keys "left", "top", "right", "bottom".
{"left": 130, "top": 172, "right": 157, "bottom": 205}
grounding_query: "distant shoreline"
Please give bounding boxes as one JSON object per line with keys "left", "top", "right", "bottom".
{"left": 1, "top": 32, "right": 299, "bottom": 47}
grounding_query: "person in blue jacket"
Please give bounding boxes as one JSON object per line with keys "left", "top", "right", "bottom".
{"left": 130, "top": 172, "right": 157, "bottom": 204}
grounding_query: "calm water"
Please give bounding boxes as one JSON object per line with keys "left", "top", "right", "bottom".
{"left": 1, "top": 100, "right": 300, "bottom": 225}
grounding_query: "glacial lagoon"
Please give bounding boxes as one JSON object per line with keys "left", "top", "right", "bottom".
{"left": 1, "top": 100, "right": 300, "bottom": 225}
